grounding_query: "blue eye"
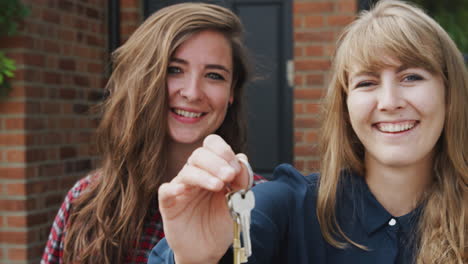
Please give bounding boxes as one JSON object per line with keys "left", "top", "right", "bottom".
{"left": 403, "top": 74, "right": 423, "bottom": 82}
{"left": 168, "top": 66, "right": 182, "bottom": 74}
{"left": 206, "top": 72, "right": 225, "bottom": 81}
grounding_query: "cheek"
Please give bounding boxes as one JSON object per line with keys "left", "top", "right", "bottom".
{"left": 347, "top": 94, "right": 372, "bottom": 124}
{"left": 166, "top": 77, "right": 182, "bottom": 96}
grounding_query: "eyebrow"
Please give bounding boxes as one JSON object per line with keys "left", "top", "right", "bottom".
{"left": 170, "top": 57, "right": 231, "bottom": 74}
{"left": 350, "top": 64, "right": 411, "bottom": 79}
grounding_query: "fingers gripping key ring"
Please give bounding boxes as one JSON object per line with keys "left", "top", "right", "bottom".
{"left": 238, "top": 158, "right": 254, "bottom": 190}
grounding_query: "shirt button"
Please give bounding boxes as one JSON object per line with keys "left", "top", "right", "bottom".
{"left": 388, "top": 218, "right": 397, "bottom": 226}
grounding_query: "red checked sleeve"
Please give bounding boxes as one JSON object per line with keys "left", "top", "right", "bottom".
{"left": 41, "top": 174, "right": 94, "bottom": 264}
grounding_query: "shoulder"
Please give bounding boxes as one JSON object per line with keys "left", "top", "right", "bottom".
{"left": 252, "top": 163, "right": 319, "bottom": 215}
{"left": 66, "top": 170, "right": 100, "bottom": 202}
{"left": 41, "top": 170, "right": 102, "bottom": 263}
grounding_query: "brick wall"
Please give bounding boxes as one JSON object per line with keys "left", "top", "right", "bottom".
{"left": 293, "top": 0, "right": 356, "bottom": 173}
{"left": 0, "top": 0, "right": 354, "bottom": 263}
{"left": 0, "top": 0, "right": 108, "bottom": 262}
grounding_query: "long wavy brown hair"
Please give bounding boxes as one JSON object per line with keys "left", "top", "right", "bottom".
{"left": 62, "top": 3, "right": 251, "bottom": 263}
{"left": 318, "top": 0, "right": 467, "bottom": 263}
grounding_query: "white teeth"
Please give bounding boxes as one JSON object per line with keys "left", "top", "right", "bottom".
{"left": 377, "top": 122, "right": 416, "bottom": 133}
{"left": 173, "top": 109, "right": 203, "bottom": 118}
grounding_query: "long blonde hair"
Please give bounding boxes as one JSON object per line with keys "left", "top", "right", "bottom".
{"left": 318, "top": 0, "right": 467, "bottom": 263}
{"left": 63, "top": 3, "right": 250, "bottom": 263}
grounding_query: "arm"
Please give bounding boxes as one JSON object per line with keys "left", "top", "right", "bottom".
{"left": 156, "top": 135, "right": 252, "bottom": 264}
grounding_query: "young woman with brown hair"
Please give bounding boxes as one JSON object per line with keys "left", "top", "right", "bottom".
{"left": 151, "top": 1, "right": 467, "bottom": 263}
{"left": 41, "top": 3, "right": 264, "bottom": 264}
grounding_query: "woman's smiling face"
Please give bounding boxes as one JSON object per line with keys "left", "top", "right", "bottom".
{"left": 167, "top": 30, "right": 233, "bottom": 146}
{"left": 346, "top": 59, "right": 445, "bottom": 169}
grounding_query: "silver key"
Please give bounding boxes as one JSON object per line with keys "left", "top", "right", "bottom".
{"left": 229, "top": 189, "right": 255, "bottom": 258}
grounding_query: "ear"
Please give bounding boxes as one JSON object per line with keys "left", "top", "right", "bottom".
{"left": 229, "top": 95, "right": 234, "bottom": 105}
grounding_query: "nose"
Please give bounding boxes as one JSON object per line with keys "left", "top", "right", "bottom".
{"left": 179, "top": 74, "right": 203, "bottom": 101}
{"left": 377, "top": 78, "right": 406, "bottom": 112}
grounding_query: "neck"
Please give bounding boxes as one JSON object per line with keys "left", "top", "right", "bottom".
{"left": 167, "top": 140, "right": 202, "bottom": 181}
{"left": 365, "top": 154, "right": 434, "bottom": 217}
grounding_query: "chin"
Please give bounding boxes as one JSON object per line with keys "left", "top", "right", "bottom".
{"left": 169, "top": 132, "right": 204, "bottom": 145}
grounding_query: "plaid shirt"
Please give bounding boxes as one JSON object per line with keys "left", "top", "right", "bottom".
{"left": 41, "top": 171, "right": 266, "bottom": 264}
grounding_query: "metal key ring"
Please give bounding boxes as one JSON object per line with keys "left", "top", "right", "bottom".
{"left": 238, "top": 158, "right": 254, "bottom": 190}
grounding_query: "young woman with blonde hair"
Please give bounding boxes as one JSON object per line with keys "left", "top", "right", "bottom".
{"left": 41, "top": 3, "right": 264, "bottom": 264}
{"left": 151, "top": 0, "right": 467, "bottom": 263}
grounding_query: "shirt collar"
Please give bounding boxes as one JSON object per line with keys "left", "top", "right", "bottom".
{"left": 341, "top": 172, "right": 421, "bottom": 236}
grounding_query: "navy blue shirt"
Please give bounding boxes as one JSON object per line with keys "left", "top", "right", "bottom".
{"left": 149, "top": 164, "right": 421, "bottom": 264}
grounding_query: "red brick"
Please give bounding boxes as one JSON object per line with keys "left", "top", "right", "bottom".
{"left": 305, "top": 16, "right": 324, "bottom": 28}
{"left": 121, "top": 24, "right": 138, "bottom": 37}
{"left": 8, "top": 247, "right": 27, "bottom": 261}
{"left": 294, "top": 17, "right": 303, "bottom": 28}
{"left": 12, "top": 68, "right": 40, "bottom": 82}
{"left": 121, "top": 10, "right": 139, "bottom": 21}
{"left": 121, "top": 0, "right": 140, "bottom": 8}
{"left": 6, "top": 183, "right": 27, "bottom": 196}
{"left": 59, "top": 59, "right": 76, "bottom": 71}
{"left": 295, "top": 32, "right": 334, "bottom": 42}
{"left": 7, "top": 149, "right": 26, "bottom": 163}
{"left": 305, "top": 45, "right": 324, "bottom": 56}
{"left": 86, "top": 7, "right": 100, "bottom": 19}
{"left": 305, "top": 131, "right": 318, "bottom": 143}
{"left": 38, "top": 163, "right": 64, "bottom": 177}
{"left": 0, "top": 35, "right": 35, "bottom": 49}
{"left": 337, "top": 0, "right": 357, "bottom": 13}
{"left": 295, "top": 131, "right": 304, "bottom": 142}
{"left": 60, "top": 146, "right": 77, "bottom": 159}
{"left": 87, "top": 35, "right": 101, "bottom": 46}
{"left": 294, "top": 47, "right": 303, "bottom": 57}
{"left": 294, "top": 103, "right": 304, "bottom": 114}
{"left": 0, "top": 199, "right": 33, "bottom": 211}
{"left": 294, "top": 117, "right": 319, "bottom": 128}
{"left": 42, "top": 9, "right": 61, "bottom": 24}
{"left": 294, "top": 75, "right": 303, "bottom": 86}
{"left": 26, "top": 102, "right": 41, "bottom": 113}
{"left": 6, "top": 215, "right": 27, "bottom": 228}
{"left": 5, "top": 118, "right": 24, "bottom": 130}
{"left": 294, "top": 145, "right": 317, "bottom": 156}
{"left": 8, "top": 84, "right": 26, "bottom": 97}
{"left": 306, "top": 74, "right": 324, "bottom": 85}
{"left": 41, "top": 102, "right": 60, "bottom": 115}
{"left": 0, "top": 167, "right": 26, "bottom": 179}
{"left": 305, "top": 103, "right": 321, "bottom": 114}
{"left": 328, "top": 15, "right": 355, "bottom": 26}
{"left": 43, "top": 71, "right": 61, "bottom": 85}
{"left": 295, "top": 60, "right": 331, "bottom": 71}
{"left": 0, "top": 231, "right": 28, "bottom": 244}
{"left": 294, "top": 2, "right": 333, "bottom": 14}
{"left": 87, "top": 62, "right": 103, "bottom": 73}
{"left": 294, "top": 160, "right": 305, "bottom": 171}
{"left": 11, "top": 213, "right": 48, "bottom": 228}
{"left": 59, "top": 88, "right": 76, "bottom": 100}
{"left": 0, "top": 134, "right": 26, "bottom": 146}
{"left": 305, "top": 160, "right": 320, "bottom": 172}
{"left": 294, "top": 89, "right": 324, "bottom": 100}
{"left": 58, "top": 0, "right": 74, "bottom": 11}
{"left": 0, "top": 101, "right": 24, "bottom": 114}
{"left": 26, "top": 148, "right": 48, "bottom": 163}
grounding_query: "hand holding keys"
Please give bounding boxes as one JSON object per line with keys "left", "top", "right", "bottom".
{"left": 227, "top": 158, "right": 255, "bottom": 264}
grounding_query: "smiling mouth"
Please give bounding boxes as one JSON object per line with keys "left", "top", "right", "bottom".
{"left": 172, "top": 108, "right": 205, "bottom": 118}
{"left": 375, "top": 121, "right": 419, "bottom": 133}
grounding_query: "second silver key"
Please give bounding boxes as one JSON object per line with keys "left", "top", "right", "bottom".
{"left": 229, "top": 189, "right": 255, "bottom": 258}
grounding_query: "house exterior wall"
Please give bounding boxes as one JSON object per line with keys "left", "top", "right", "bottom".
{"left": 0, "top": 0, "right": 356, "bottom": 262}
